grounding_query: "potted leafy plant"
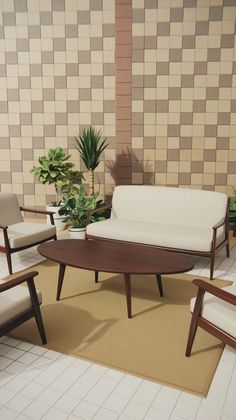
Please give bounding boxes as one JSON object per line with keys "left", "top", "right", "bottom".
{"left": 58, "top": 185, "right": 105, "bottom": 239}
{"left": 230, "top": 187, "right": 236, "bottom": 211}
{"left": 74, "top": 126, "right": 108, "bottom": 196}
{"left": 31, "top": 147, "right": 83, "bottom": 230}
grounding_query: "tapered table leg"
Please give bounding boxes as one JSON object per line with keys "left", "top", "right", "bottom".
{"left": 156, "top": 274, "right": 164, "bottom": 297}
{"left": 57, "top": 263, "right": 66, "bottom": 301}
{"left": 124, "top": 273, "right": 132, "bottom": 318}
{"left": 95, "top": 271, "right": 99, "bottom": 283}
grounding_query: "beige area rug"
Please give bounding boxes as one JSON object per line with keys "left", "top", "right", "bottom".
{"left": 10, "top": 261, "right": 232, "bottom": 396}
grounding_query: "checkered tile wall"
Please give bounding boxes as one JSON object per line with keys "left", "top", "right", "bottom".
{"left": 132, "top": 0, "right": 236, "bottom": 194}
{"left": 0, "top": 0, "right": 115, "bottom": 207}
{"left": 0, "top": 0, "right": 236, "bottom": 207}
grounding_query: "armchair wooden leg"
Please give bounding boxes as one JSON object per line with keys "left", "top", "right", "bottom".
{"left": 6, "top": 250, "right": 13, "bottom": 275}
{"left": 27, "top": 279, "right": 47, "bottom": 345}
{"left": 185, "top": 288, "right": 205, "bottom": 357}
{"left": 185, "top": 313, "right": 199, "bottom": 357}
{"left": 95, "top": 271, "right": 99, "bottom": 283}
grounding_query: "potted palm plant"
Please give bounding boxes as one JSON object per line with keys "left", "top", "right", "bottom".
{"left": 58, "top": 185, "right": 105, "bottom": 239}
{"left": 31, "top": 147, "right": 83, "bottom": 230}
{"left": 74, "top": 126, "right": 108, "bottom": 196}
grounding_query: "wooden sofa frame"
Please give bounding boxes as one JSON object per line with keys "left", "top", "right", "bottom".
{"left": 0, "top": 207, "right": 57, "bottom": 275}
{"left": 186, "top": 279, "right": 236, "bottom": 356}
{"left": 0, "top": 271, "right": 46, "bottom": 345}
{"left": 86, "top": 198, "right": 230, "bottom": 280}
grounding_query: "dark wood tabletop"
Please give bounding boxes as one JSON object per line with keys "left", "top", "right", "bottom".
{"left": 38, "top": 239, "right": 194, "bottom": 318}
{"left": 38, "top": 239, "right": 194, "bottom": 275}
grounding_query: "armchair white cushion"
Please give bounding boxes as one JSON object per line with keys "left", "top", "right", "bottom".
{"left": 0, "top": 222, "right": 56, "bottom": 249}
{"left": 0, "top": 192, "right": 57, "bottom": 274}
{"left": 0, "top": 279, "right": 42, "bottom": 326}
{"left": 190, "top": 284, "right": 236, "bottom": 338}
{"left": 0, "top": 271, "right": 46, "bottom": 344}
{"left": 186, "top": 279, "right": 236, "bottom": 356}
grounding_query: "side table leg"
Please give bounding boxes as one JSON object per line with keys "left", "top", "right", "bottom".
{"left": 156, "top": 274, "right": 164, "bottom": 297}
{"left": 95, "top": 271, "right": 99, "bottom": 283}
{"left": 124, "top": 273, "right": 132, "bottom": 318}
{"left": 57, "top": 263, "right": 66, "bottom": 301}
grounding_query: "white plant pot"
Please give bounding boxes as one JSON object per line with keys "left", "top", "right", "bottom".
{"left": 68, "top": 227, "right": 86, "bottom": 240}
{"left": 46, "top": 205, "right": 66, "bottom": 232}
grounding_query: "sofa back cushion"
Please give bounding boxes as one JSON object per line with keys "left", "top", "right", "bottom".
{"left": 0, "top": 192, "right": 23, "bottom": 226}
{"left": 111, "top": 186, "right": 228, "bottom": 228}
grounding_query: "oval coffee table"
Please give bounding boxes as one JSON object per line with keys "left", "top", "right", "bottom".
{"left": 38, "top": 240, "right": 194, "bottom": 318}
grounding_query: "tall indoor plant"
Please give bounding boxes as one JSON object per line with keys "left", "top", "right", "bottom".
{"left": 74, "top": 126, "right": 108, "bottom": 196}
{"left": 31, "top": 147, "right": 83, "bottom": 230}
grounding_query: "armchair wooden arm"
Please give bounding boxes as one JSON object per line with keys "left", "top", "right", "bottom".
{"left": 192, "top": 279, "right": 236, "bottom": 306}
{"left": 0, "top": 271, "right": 38, "bottom": 292}
{"left": 0, "top": 224, "right": 8, "bottom": 230}
{"left": 20, "top": 206, "right": 55, "bottom": 225}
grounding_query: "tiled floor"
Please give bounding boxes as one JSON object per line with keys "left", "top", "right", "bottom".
{"left": 0, "top": 238, "right": 236, "bottom": 420}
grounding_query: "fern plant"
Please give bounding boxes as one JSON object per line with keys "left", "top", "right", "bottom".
{"left": 74, "top": 126, "right": 108, "bottom": 195}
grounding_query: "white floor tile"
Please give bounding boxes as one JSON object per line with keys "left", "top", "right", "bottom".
{"left": 0, "top": 407, "right": 18, "bottom": 420}
{"left": 151, "top": 394, "right": 177, "bottom": 414}
{"left": 6, "top": 394, "right": 32, "bottom": 413}
{"left": 144, "top": 408, "right": 170, "bottom": 420}
{"left": 72, "top": 400, "right": 99, "bottom": 419}
{"left": 103, "top": 394, "right": 129, "bottom": 413}
{"left": 22, "top": 401, "right": 50, "bottom": 420}
{"left": 0, "top": 237, "right": 236, "bottom": 420}
{"left": 93, "top": 407, "right": 119, "bottom": 419}
{"left": 53, "top": 394, "right": 81, "bottom": 414}
{"left": 85, "top": 387, "right": 110, "bottom": 406}
{"left": 122, "top": 400, "right": 149, "bottom": 420}
{"left": 41, "top": 407, "right": 68, "bottom": 420}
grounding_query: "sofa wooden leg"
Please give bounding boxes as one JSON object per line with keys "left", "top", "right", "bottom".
{"left": 226, "top": 242, "right": 230, "bottom": 258}
{"left": 124, "top": 274, "right": 132, "bottom": 319}
{"left": 95, "top": 271, "right": 99, "bottom": 283}
{"left": 210, "top": 252, "right": 215, "bottom": 280}
{"left": 156, "top": 274, "right": 164, "bottom": 297}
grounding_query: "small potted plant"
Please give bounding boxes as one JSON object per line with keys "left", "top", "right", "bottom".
{"left": 74, "top": 126, "right": 108, "bottom": 196}
{"left": 58, "top": 185, "right": 105, "bottom": 239}
{"left": 31, "top": 147, "right": 83, "bottom": 230}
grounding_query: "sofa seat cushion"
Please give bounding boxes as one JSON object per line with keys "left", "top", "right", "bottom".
{"left": 190, "top": 284, "right": 236, "bottom": 338}
{"left": 0, "top": 281, "right": 42, "bottom": 326}
{"left": 86, "top": 219, "right": 224, "bottom": 253}
{"left": 0, "top": 222, "right": 56, "bottom": 249}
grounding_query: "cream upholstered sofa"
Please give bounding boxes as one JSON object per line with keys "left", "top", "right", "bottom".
{"left": 86, "top": 186, "right": 230, "bottom": 279}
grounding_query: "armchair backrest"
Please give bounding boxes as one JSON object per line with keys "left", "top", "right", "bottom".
{"left": 0, "top": 193, "right": 23, "bottom": 226}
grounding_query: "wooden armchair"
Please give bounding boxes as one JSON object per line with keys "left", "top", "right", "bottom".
{"left": 0, "top": 271, "right": 46, "bottom": 344}
{"left": 186, "top": 279, "right": 236, "bottom": 356}
{"left": 0, "top": 192, "right": 57, "bottom": 274}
